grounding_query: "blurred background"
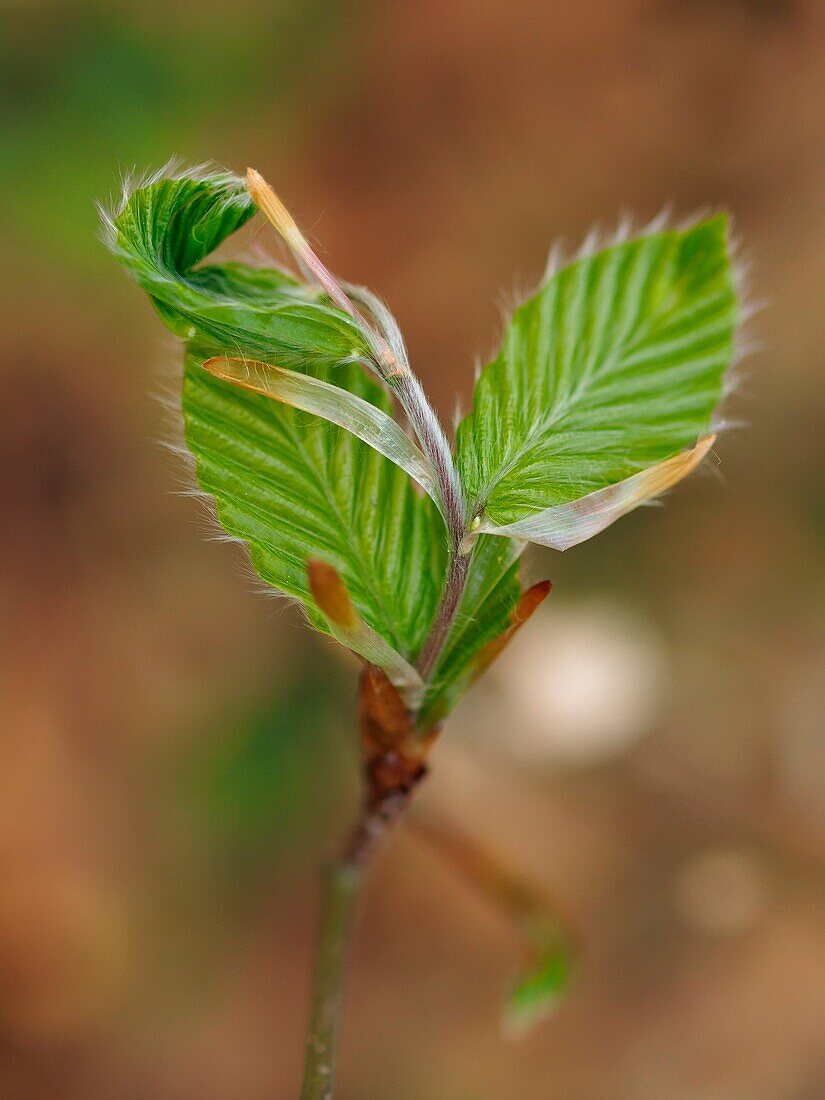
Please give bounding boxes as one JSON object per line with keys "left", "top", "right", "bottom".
{"left": 2, "top": 1, "right": 825, "bottom": 1096}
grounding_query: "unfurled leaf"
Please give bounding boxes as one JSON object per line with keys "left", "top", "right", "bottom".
{"left": 457, "top": 219, "right": 737, "bottom": 546}
{"left": 184, "top": 345, "right": 447, "bottom": 666}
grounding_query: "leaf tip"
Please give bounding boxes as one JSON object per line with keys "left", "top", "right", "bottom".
{"left": 518, "top": 579, "right": 552, "bottom": 618}
{"left": 245, "top": 166, "right": 302, "bottom": 248}
{"left": 201, "top": 355, "right": 255, "bottom": 390}
{"left": 462, "top": 576, "right": 552, "bottom": 692}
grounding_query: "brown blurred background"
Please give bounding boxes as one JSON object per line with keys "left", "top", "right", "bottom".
{"left": 2, "top": 1, "right": 825, "bottom": 1096}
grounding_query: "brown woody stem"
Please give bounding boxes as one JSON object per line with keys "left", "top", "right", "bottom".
{"left": 300, "top": 668, "right": 432, "bottom": 1098}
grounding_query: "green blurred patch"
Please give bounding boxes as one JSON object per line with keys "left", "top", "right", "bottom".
{"left": 506, "top": 935, "right": 575, "bottom": 1036}
{"left": 2, "top": 0, "right": 348, "bottom": 272}
{"left": 181, "top": 661, "right": 356, "bottom": 885}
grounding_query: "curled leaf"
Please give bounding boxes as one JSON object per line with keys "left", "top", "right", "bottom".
{"left": 103, "top": 167, "right": 372, "bottom": 369}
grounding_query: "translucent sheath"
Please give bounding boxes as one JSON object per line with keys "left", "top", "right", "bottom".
{"left": 475, "top": 436, "right": 715, "bottom": 550}
{"left": 203, "top": 355, "right": 443, "bottom": 515}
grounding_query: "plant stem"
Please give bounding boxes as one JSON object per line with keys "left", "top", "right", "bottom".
{"left": 358, "top": 328, "right": 473, "bottom": 684}
{"left": 300, "top": 859, "right": 362, "bottom": 1100}
{"left": 299, "top": 283, "right": 470, "bottom": 1093}
{"left": 415, "top": 549, "right": 471, "bottom": 679}
{"left": 382, "top": 369, "right": 473, "bottom": 684}
{"left": 390, "top": 371, "right": 466, "bottom": 548}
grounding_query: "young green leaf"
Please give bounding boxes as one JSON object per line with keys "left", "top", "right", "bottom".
{"left": 183, "top": 345, "right": 448, "bottom": 672}
{"left": 457, "top": 218, "right": 737, "bottom": 547}
{"left": 105, "top": 169, "right": 738, "bottom": 732}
